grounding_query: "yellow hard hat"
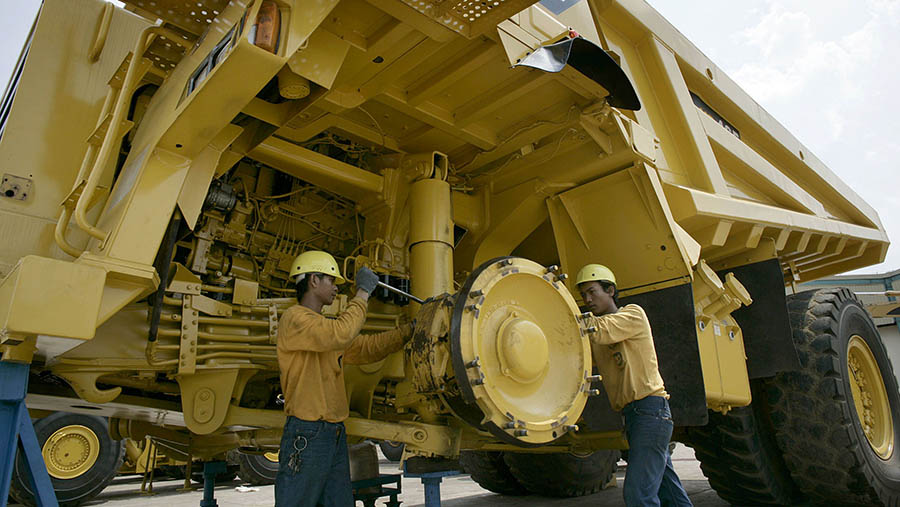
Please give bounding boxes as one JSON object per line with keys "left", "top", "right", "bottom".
{"left": 575, "top": 264, "right": 616, "bottom": 286}
{"left": 289, "top": 251, "right": 346, "bottom": 284}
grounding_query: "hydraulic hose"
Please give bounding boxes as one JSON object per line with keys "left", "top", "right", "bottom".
{"left": 148, "top": 209, "right": 182, "bottom": 342}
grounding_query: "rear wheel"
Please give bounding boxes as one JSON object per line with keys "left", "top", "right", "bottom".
{"left": 503, "top": 450, "right": 619, "bottom": 497}
{"left": 378, "top": 441, "right": 404, "bottom": 462}
{"left": 767, "top": 288, "right": 900, "bottom": 504}
{"left": 685, "top": 399, "right": 799, "bottom": 505}
{"left": 458, "top": 451, "right": 527, "bottom": 496}
{"left": 9, "top": 413, "right": 124, "bottom": 507}
{"left": 233, "top": 450, "right": 279, "bottom": 485}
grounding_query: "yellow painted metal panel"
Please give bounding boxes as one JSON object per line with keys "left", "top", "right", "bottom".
{"left": 644, "top": 37, "right": 728, "bottom": 195}
{"left": 610, "top": 0, "right": 880, "bottom": 230}
{"left": 548, "top": 164, "right": 694, "bottom": 294}
{"left": 0, "top": 256, "right": 105, "bottom": 341}
{"left": 0, "top": 0, "right": 150, "bottom": 265}
{"left": 177, "top": 125, "right": 244, "bottom": 229}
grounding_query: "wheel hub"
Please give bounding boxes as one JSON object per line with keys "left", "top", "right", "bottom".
{"left": 847, "top": 335, "right": 894, "bottom": 459}
{"left": 451, "top": 257, "right": 592, "bottom": 446}
{"left": 42, "top": 424, "right": 101, "bottom": 479}
{"left": 497, "top": 314, "right": 549, "bottom": 383}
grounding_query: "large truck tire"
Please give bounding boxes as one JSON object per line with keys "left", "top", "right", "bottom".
{"left": 503, "top": 450, "right": 619, "bottom": 497}
{"left": 233, "top": 450, "right": 279, "bottom": 485}
{"left": 458, "top": 451, "right": 527, "bottom": 496}
{"left": 9, "top": 413, "right": 124, "bottom": 507}
{"left": 767, "top": 288, "right": 900, "bottom": 504}
{"left": 685, "top": 402, "right": 799, "bottom": 505}
{"left": 378, "top": 440, "right": 404, "bottom": 462}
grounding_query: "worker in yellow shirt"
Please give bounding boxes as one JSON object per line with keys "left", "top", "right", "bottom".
{"left": 274, "top": 251, "right": 413, "bottom": 507}
{"left": 576, "top": 264, "right": 692, "bottom": 507}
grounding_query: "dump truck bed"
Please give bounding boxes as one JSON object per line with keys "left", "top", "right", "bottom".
{"left": 0, "top": 0, "right": 886, "bottom": 287}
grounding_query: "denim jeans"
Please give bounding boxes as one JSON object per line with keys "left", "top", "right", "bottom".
{"left": 623, "top": 396, "right": 692, "bottom": 507}
{"left": 274, "top": 417, "right": 354, "bottom": 507}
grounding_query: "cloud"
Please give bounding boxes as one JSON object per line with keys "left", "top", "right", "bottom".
{"left": 733, "top": 4, "right": 812, "bottom": 59}
{"left": 825, "top": 109, "right": 843, "bottom": 140}
{"left": 726, "top": 2, "right": 884, "bottom": 104}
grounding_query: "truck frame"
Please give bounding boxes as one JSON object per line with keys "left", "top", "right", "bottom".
{"left": 0, "top": 0, "right": 896, "bottom": 504}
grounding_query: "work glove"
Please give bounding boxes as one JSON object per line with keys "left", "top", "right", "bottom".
{"left": 355, "top": 266, "right": 379, "bottom": 294}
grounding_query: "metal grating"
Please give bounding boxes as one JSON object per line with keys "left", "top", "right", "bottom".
{"left": 399, "top": 0, "right": 539, "bottom": 38}
{"left": 123, "top": 0, "right": 235, "bottom": 37}
{"left": 145, "top": 28, "right": 191, "bottom": 75}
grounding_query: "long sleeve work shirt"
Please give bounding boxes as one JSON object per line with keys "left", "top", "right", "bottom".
{"left": 276, "top": 297, "right": 409, "bottom": 422}
{"left": 585, "top": 304, "right": 668, "bottom": 411}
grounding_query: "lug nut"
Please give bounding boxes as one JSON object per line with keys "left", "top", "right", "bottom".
{"left": 465, "top": 304, "right": 478, "bottom": 312}
{"left": 497, "top": 259, "right": 513, "bottom": 268}
{"left": 587, "top": 389, "right": 601, "bottom": 396}
{"left": 469, "top": 289, "right": 483, "bottom": 298}
{"left": 504, "top": 422, "right": 516, "bottom": 429}
{"left": 465, "top": 358, "right": 481, "bottom": 368}
{"left": 558, "top": 273, "right": 568, "bottom": 282}
{"left": 471, "top": 378, "right": 485, "bottom": 386}
{"left": 546, "top": 265, "right": 559, "bottom": 273}
{"left": 514, "top": 429, "right": 528, "bottom": 437}
{"left": 586, "top": 375, "right": 602, "bottom": 383}
{"left": 579, "top": 312, "right": 592, "bottom": 320}
{"left": 585, "top": 326, "right": 597, "bottom": 334}
{"left": 564, "top": 425, "right": 579, "bottom": 432}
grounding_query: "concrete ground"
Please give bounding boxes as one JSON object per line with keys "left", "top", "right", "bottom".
{"left": 18, "top": 444, "right": 727, "bottom": 507}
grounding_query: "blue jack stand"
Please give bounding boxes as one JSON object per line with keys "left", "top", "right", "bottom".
{"left": 352, "top": 473, "right": 402, "bottom": 507}
{"left": 199, "top": 461, "right": 227, "bottom": 507}
{"left": 403, "top": 464, "right": 459, "bottom": 507}
{"left": 0, "top": 361, "right": 58, "bottom": 507}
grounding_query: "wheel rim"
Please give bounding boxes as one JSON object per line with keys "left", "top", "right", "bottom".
{"left": 847, "top": 335, "right": 894, "bottom": 459}
{"left": 263, "top": 452, "right": 279, "bottom": 463}
{"left": 452, "top": 258, "right": 591, "bottom": 446}
{"left": 41, "top": 424, "right": 101, "bottom": 479}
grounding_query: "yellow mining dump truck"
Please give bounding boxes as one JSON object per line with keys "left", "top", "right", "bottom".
{"left": 0, "top": 0, "right": 896, "bottom": 504}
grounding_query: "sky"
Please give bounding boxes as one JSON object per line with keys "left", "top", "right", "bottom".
{"left": 1, "top": 0, "right": 898, "bottom": 274}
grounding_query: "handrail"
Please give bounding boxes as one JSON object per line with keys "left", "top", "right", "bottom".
{"left": 54, "top": 86, "right": 116, "bottom": 257}
{"left": 89, "top": 3, "right": 114, "bottom": 62}
{"left": 72, "top": 25, "right": 190, "bottom": 247}
{"left": 53, "top": 206, "right": 83, "bottom": 257}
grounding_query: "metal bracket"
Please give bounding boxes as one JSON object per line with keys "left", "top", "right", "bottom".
{"left": 179, "top": 296, "right": 199, "bottom": 375}
{"left": 268, "top": 305, "right": 279, "bottom": 344}
{"left": 191, "top": 294, "right": 233, "bottom": 317}
{"left": 1, "top": 174, "right": 33, "bottom": 202}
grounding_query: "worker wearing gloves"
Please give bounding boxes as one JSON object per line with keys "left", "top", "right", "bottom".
{"left": 576, "top": 264, "right": 692, "bottom": 507}
{"left": 274, "top": 250, "right": 413, "bottom": 507}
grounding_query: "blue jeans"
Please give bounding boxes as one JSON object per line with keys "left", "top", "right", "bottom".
{"left": 623, "top": 396, "right": 692, "bottom": 507}
{"left": 274, "top": 417, "right": 354, "bottom": 507}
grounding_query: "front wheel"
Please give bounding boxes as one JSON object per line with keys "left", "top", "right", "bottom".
{"left": 233, "top": 450, "right": 279, "bottom": 485}
{"left": 503, "top": 450, "right": 619, "bottom": 497}
{"left": 458, "top": 451, "right": 528, "bottom": 496}
{"left": 768, "top": 288, "right": 900, "bottom": 504}
{"left": 9, "top": 413, "right": 124, "bottom": 507}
